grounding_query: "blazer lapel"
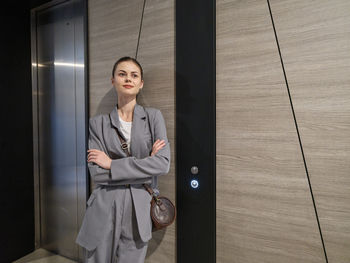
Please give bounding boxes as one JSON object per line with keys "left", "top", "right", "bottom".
{"left": 109, "top": 106, "right": 125, "bottom": 140}
{"left": 130, "top": 104, "right": 147, "bottom": 157}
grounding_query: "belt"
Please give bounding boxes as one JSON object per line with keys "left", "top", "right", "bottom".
{"left": 101, "top": 183, "right": 131, "bottom": 188}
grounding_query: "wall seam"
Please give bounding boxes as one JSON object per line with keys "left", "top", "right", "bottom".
{"left": 73, "top": 4, "right": 79, "bottom": 259}
{"left": 34, "top": 11, "right": 43, "bottom": 247}
{"left": 266, "top": 1, "right": 328, "bottom": 262}
{"left": 135, "top": 0, "right": 147, "bottom": 59}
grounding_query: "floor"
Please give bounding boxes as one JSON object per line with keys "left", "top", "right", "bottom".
{"left": 13, "top": 249, "right": 77, "bottom": 263}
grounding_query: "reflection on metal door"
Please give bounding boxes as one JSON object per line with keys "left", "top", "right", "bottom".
{"left": 31, "top": 0, "right": 87, "bottom": 260}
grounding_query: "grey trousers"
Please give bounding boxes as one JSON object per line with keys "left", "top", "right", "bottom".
{"left": 84, "top": 186, "right": 148, "bottom": 263}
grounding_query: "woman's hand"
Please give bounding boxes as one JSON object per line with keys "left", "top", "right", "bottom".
{"left": 151, "top": 139, "right": 166, "bottom": 156}
{"left": 87, "top": 149, "right": 112, "bottom": 169}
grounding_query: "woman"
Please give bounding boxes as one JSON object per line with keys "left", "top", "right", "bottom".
{"left": 76, "top": 56, "right": 171, "bottom": 263}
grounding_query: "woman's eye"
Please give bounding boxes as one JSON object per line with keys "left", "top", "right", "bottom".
{"left": 132, "top": 74, "right": 138, "bottom": 78}
{"left": 118, "top": 73, "right": 125, "bottom": 76}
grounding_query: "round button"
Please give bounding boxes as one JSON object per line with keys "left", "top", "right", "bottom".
{"left": 190, "top": 179, "right": 199, "bottom": 189}
{"left": 191, "top": 166, "right": 199, "bottom": 175}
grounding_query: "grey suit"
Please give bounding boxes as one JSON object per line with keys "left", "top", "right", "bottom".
{"left": 76, "top": 104, "right": 171, "bottom": 255}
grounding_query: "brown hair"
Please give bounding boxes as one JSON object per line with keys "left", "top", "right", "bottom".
{"left": 112, "top": 56, "right": 143, "bottom": 80}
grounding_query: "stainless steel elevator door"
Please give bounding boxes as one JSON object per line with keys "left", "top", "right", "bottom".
{"left": 33, "top": 0, "right": 87, "bottom": 260}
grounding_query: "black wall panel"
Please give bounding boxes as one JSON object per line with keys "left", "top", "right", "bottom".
{"left": 0, "top": 1, "right": 51, "bottom": 261}
{"left": 176, "top": 0, "right": 216, "bottom": 262}
{"left": 0, "top": 3, "right": 34, "bottom": 262}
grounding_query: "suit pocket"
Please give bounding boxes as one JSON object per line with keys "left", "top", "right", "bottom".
{"left": 86, "top": 194, "right": 96, "bottom": 207}
{"left": 86, "top": 187, "right": 101, "bottom": 207}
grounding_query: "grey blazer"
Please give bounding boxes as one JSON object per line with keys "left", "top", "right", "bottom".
{"left": 76, "top": 103, "right": 171, "bottom": 251}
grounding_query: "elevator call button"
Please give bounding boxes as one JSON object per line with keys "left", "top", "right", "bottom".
{"left": 190, "top": 179, "right": 199, "bottom": 189}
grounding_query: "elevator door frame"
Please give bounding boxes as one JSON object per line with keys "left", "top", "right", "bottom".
{"left": 31, "top": 0, "right": 88, "bottom": 260}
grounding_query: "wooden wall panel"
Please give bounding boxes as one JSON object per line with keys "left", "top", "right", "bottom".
{"left": 88, "top": 0, "right": 175, "bottom": 262}
{"left": 88, "top": 0, "right": 143, "bottom": 115}
{"left": 269, "top": 0, "right": 350, "bottom": 261}
{"left": 216, "top": 0, "right": 324, "bottom": 262}
{"left": 136, "top": 0, "right": 175, "bottom": 262}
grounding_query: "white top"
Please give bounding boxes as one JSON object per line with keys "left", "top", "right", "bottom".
{"left": 119, "top": 116, "right": 132, "bottom": 152}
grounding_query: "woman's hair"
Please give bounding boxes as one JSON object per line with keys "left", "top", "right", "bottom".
{"left": 112, "top": 56, "right": 143, "bottom": 80}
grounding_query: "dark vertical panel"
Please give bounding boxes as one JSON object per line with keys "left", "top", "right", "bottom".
{"left": 31, "top": 0, "right": 52, "bottom": 9}
{"left": 176, "top": 0, "right": 216, "bottom": 262}
{"left": 0, "top": 2, "right": 34, "bottom": 262}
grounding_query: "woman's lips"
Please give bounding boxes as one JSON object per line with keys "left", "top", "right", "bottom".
{"left": 123, "top": 85, "right": 133, "bottom": 89}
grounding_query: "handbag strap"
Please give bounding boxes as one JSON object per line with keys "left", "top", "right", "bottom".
{"left": 112, "top": 118, "right": 156, "bottom": 197}
{"left": 114, "top": 126, "right": 131, "bottom": 157}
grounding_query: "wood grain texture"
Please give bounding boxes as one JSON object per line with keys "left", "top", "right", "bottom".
{"left": 136, "top": 0, "right": 175, "bottom": 262}
{"left": 269, "top": 0, "right": 350, "bottom": 261}
{"left": 216, "top": 0, "right": 325, "bottom": 262}
{"left": 88, "top": 0, "right": 175, "bottom": 261}
{"left": 88, "top": 0, "right": 143, "bottom": 116}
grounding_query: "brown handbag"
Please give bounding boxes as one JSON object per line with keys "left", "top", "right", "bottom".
{"left": 113, "top": 122, "right": 176, "bottom": 231}
{"left": 143, "top": 184, "right": 176, "bottom": 231}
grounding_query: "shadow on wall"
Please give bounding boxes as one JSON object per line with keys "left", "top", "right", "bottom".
{"left": 94, "top": 87, "right": 148, "bottom": 115}
{"left": 146, "top": 228, "right": 167, "bottom": 257}
{"left": 94, "top": 88, "right": 118, "bottom": 116}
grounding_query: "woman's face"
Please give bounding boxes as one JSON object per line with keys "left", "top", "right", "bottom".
{"left": 112, "top": 61, "right": 144, "bottom": 98}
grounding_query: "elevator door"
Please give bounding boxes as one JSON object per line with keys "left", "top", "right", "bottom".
{"left": 32, "top": 0, "right": 87, "bottom": 260}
